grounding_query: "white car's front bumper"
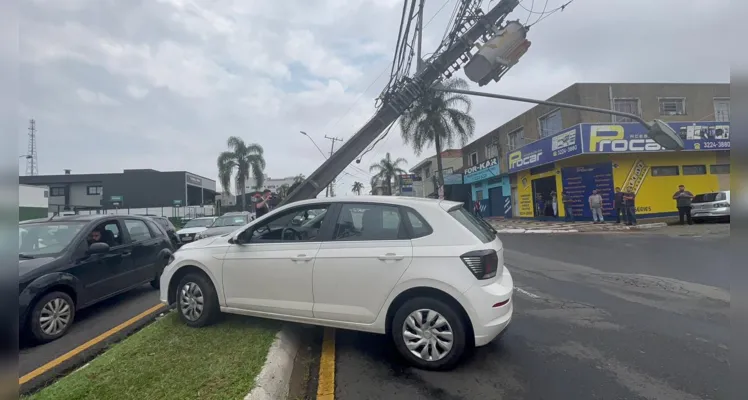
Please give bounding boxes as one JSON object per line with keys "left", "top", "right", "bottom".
{"left": 463, "top": 265, "right": 514, "bottom": 347}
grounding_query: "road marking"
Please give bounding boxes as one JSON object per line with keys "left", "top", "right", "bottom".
{"left": 515, "top": 287, "right": 540, "bottom": 299}
{"left": 19, "top": 303, "right": 166, "bottom": 385}
{"left": 317, "top": 327, "right": 336, "bottom": 400}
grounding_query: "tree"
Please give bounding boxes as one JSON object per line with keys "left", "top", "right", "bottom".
{"left": 399, "top": 77, "right": 475, "bottom": 192}
{"left": 277, "top": 184, "right": 290, "bottom": 199}
{"left": 217, "top": 137, "right": 266, "bottom": 212}
{"left": 369, "top": 152, "right": 407, "bottom": 196}
{"left": 352, "top": 181, "right": 364, "bottom": 195}
{"left": 286, "top": 174, "right": 306, "bottom": 198}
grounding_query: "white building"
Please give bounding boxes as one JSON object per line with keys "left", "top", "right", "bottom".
{"left": 409, "top": 149, "right": 465, "bottom": 197}
{"left": 244, "top": 175, "right": 297, "bottom": 194}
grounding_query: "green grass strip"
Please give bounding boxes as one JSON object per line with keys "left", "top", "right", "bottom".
{"left": 25, "top": 313, "right": 279, "bottom": 400}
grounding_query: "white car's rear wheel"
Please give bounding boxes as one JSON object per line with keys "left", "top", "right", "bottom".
{"left": 391, "top": 297, "right": 468, "bottom": 370}
{"left": 176, "top": 273, "right": 220, "bottom": 327}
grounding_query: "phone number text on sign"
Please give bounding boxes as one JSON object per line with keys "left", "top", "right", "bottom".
{"left": 553, "top": 145, "right": 578, "bottom": 157}
{"left": 701, "top": 141, "right": 730, "bottom": 149}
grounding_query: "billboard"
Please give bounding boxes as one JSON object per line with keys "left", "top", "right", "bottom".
{"left": 463, "top": 157, "right": 500, "bottom": 184}
{"left": 583, "top": 122, "right": 730, "bottom": 153}
{"left": 507, "top": 125, "right": 582, "bottom": 174}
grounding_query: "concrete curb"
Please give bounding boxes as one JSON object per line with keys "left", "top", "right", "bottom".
{"left": 244, "top": 325, "right": 302, "bottom": 400}
{"left": 633, "top": 222, "right": 667, "bottom": 230}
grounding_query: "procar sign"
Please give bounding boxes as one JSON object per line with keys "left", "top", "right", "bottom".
{"left": 463, "top": 157, "right": 499, "bottom": 184}
{"left": 506, "top": 126, "right": 582, "bottom": 173}
{"left": 583, "top": 122, "right": 730, "bottom": 153}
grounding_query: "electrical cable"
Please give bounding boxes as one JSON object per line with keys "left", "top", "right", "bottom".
{"left": 523, "top": 0, "right": 534, "bottom": 25}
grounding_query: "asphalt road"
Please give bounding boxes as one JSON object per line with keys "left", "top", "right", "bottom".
{"left": 331, "top": 232, "right": 729, "bottom": 400}
{"left": 19, "top": 284, "right": 160, "bottom": 382}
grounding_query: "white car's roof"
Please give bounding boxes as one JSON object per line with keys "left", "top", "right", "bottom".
{"left": 281, "top": 196, "right": 463, "bottom": 211}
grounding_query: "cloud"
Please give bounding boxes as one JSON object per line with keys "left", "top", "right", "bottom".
{"left": 19, "top": 0, "right": 729, "bottom": 196}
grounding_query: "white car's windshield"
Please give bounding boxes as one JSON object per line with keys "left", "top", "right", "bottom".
{"left": 183, "top": 218, "right": 215, "bottom": 228}
{"left": 19, "top": 222, "right": 87, "bottom": 257}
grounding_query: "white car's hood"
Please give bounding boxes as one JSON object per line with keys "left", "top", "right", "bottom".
{"left": 178, "top": 234, "right": 231, "bottom": 250}
{"left": 176, "top": 227, "right": 209, "bottom": 235}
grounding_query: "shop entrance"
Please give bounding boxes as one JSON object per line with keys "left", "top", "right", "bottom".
{"left": 531, "top": 176, "right": 558, "bottom": 217}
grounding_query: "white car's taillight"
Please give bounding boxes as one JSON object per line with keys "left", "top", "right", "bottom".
{"left": 460, "top": 249, "right": 499, "bottom": 280}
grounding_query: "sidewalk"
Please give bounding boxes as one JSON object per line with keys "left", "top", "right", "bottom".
{"left": 485, "top": 217, "right": 666, "bottom": 233}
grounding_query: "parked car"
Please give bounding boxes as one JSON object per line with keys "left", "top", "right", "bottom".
{"left": 223, "top": 210, "right": 256, "bottom": 220}
{"left": 19, "top": 215, "right": 174, "bottom": 343}
{"left": 176, "top": 216, "right": 217, "bottom": 244}
{"left": 691, "top": 190, "right": 730, "bottom": 223}
{"left": 143, "top": 215, "right": 181, "bottom": 247}
{"left": 194, "top": 213, "right": 252, "bottom": 240}
{"left": 160, "top": 196, "right": 513, "bottom": 370}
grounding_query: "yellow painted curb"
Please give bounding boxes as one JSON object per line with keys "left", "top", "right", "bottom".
{"left": 316, "top": 327, "right": 336, "bottom": 400}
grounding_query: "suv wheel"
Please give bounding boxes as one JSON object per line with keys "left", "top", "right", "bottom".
{"left": 29, "top": 291, "right": 76, "bottom": 343}
{"left": 391, "top": 297, "right": 468, "bottom": 371}
{"left": 176, "top": 273, "right": 220, "bottom": 327}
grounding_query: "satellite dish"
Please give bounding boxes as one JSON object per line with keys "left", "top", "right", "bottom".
{"left": 648, "top": 119, "right": 684, "bottom": 151}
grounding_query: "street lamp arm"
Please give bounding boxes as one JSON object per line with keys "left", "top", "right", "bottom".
{"left": 431, "top": 87, "right": 651, "bottom": 128}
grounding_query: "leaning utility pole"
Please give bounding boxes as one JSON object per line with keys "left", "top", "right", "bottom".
{"left": 323, "top": 135, "right": 343, "bottom": 197}
{"left": 281, "top": 0, "right": 521, "bottom": 206}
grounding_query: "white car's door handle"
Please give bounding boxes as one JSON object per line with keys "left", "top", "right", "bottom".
{"left": 378, "top": 253, "right": 404, "bottom": 261}
{"left": 291, "top": 254, "right": 314, "bottom": 262}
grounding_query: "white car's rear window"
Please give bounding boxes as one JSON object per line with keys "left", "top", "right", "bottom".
{"left": 448, "top": 207, "right": 496, "bottom": 243}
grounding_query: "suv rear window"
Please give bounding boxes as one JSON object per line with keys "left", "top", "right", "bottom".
{"left": 692, "top": 192, "right": 725, "bottom": 203}
{"left": 448, "top": 207, "right": 496, "bottom": 243}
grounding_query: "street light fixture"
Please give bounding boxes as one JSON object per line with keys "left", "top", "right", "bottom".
{"left": 19, "top": 155, "right": 31, "bottom": 159}
{"left": 431, "top": 86, "right": 685, "bottom": 151}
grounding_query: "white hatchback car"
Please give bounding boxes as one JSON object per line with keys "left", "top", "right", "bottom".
{"left": 160, "top": 196, "right": 513, "bottom": 370}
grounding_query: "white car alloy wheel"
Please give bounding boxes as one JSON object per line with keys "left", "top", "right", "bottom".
{"left": 179, "top": 282, "right": 205, "bottom": 322}
{"left": 39, "top": 297, "right": 72, "bottom": 336}
{"left": 402, "top": 309, "right": 454, "bottom": 361}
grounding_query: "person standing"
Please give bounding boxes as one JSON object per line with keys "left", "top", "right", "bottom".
{"left": 672, "top": 184, "right": 694, "bottom": 225}
{"left": 562, "top": 191, "right": 574, "bottom": 222}
{"left": 588, "top": 189, "right": 604, "bottom": 223}
{"left": 623, "top": 190, "right": 637, "bottom": 226}
{"left": 550, "top": 190, "right": 558, "bottom": 218}
{"left": 614, "top": 187, "right": 626, "bottom": 224}
{"left": 536, "top": 194, "right": 545, "bottom": 219}
{"left": 255, "top": 192, "right": 271, "bottom": 219}
{"left": 473, "top": 199, "right": 482, "bottom": 219}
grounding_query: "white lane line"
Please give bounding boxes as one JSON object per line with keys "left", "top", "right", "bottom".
{"left": 515, "top": 287, "right": 541, "bottom": 299}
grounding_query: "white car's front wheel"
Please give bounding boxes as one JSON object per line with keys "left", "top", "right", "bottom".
{"left": 176, "top": 273, "right": 220, "bottom": 327}
{"left": 391, "top": 297, "right": 468, "bottom": 370}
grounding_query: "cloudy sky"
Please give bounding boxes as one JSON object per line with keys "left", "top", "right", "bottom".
{"left": 18, "top": 0, "right": 729, "bottom": 196}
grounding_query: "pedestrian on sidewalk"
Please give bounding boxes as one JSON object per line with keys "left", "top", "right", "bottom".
{"left": 550, "top": 190, "right": 558, "bottom": 218}
{"left": 535, "top": 193, "right": 544, "bottom": 218}
{"left": 473, "top": 200, "right": 482, "bottom": 219}
{"left": 614, "top": 187, "right": 626, "bottom": 224}
{"left": 623, "top": 190, "right": 637, "bottom": 226}
{"left": 562, "top": 191, "right": 574, "bottom": 222}
{"left": 589, "top": 189, "right": 604, "bottom": 223}
{"left": 672, "top": 184, "right": 694, "bottom": 225}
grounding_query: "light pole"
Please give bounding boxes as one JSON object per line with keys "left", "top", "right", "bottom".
{"left": 431, "top": 87, "right": 685, "bottom": 151}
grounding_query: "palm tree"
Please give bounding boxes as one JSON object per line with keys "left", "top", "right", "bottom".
{"left": 399, "top": 77, "right": 475, "bottom": 190}
{"left": 369, "top": 152, "right": 407, "bottom": 195}
{"left": 352, "top": 181, "right": 364, "bottom": 195}
{"left": 217, "top": 137, "right": 266, "bottom": 212}
{"left": 277, "top": 184, "right": 290, "bottom": 199}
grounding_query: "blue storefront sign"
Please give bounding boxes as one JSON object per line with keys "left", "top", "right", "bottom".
{"left": 507, "top": 125, "right": 582, "bottom": 174}
{"left": 443, "top": 173, "right": 463, "bottom": 185}
{"left": 463, "top": 157, "right": 500, "bottom": 184}
{"left": 508, "top": 122, "right": 730, "bottom": 173}
{"left": 583, "top": 121, "right": 730, "bottom": 153}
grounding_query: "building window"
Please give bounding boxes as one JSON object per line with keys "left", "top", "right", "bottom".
{"left": 714, "top": 98, "right": 730, "bottom": 122}
{"left": 87, "top": 185, "right": 103, "bottom": 195}
{"left": 485, "top": 143, "right": 498, "bottom": 160}
{"left": 507, "top": 128, "right": 525, "bottom": 150}
{"left": 50, "top": 187, "right": 65, "bottom": 197}
{"left": 475, "top": 190, "right": 484, "bottom": 201}
{"left": 682, "top": 165, "right": 707, "bottom": 175}
{"left": 658, "top": 97, "right": 686, "bottom": 115}
{"left": 710, "top": 164, "right": 730, "bottom": 174}
{"left": 469, "top": 152, "right": 478, "bottom": 166}
{"left": 424, "top": 168, "right": 430, "bottom": 178}
{"left": 651, "top": 166, "right": 679, "bottom": 177}
{"left": 612, "top": 98, "right": 641, "bottom": 123}
{"left": 538, "top": 109, "right": 562, "bottom": 138}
